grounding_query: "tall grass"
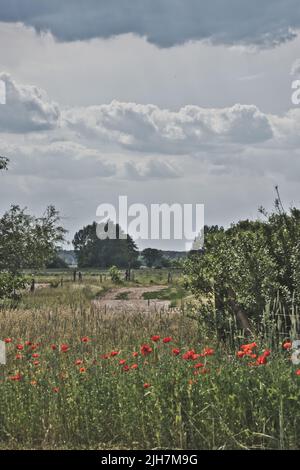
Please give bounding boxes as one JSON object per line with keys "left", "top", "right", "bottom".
{"left": 0, "top": 286, "right": 299, "bottom": 449}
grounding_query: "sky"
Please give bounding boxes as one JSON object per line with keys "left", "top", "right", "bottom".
{"left": 0, "top": 0, "right": 300, "bottom": 250}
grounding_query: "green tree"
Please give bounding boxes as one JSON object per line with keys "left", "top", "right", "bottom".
{"left": 141, "top": 248, "right": 163, "bottom": 268}
{"left": 0, "top": 205, "right": 66, "bottom": 274}
{"left": 73, "top": 221, "right": 139, "bottom": 269}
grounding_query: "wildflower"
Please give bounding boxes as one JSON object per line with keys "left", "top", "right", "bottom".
{"left": 25, "top": 341, "right": 32, "bottom": 346}
{"left": 81, "top": 336, "right": 90, "bottom": 343}
{"left": 75, "top": 359, "right": 83, "bottom": 365}
{"left": 192, "top": 353, "right": 201, "bottom": 360}
{"left": 79, "top": 367, "right": 86, "bottom": 373}
{"left": 132, "top": 352, "right": 139, "bottom": 357}
{"left": 283, "top": 342, "right": 292, "bottom": 350}
{"left": 131, "top": 364, "right": 138, "bottom": 370}
{"left": 31, "top": 344, "right": 38, "bottom": 351}
{"left": 32, "top": 353, "right": 40, "bottom": 358}
{"left": 33, "top": 360, "right": 39, "bottom": 366}
{"left": 123, "top": 365, "right": 130, "bottom": 372}
{"left": 9, "top": 374, "right": 22, "bottom": 381}
{"left": 119, "top": 359, "right": 126, "bottom": 365}
{"left": 296, "top": 369, "right": 300, "bottom": 376}
{"left": 236, "top": 351, "right": 245, "bottom": 358}
{"left": 172, "top": 348, "right": 180, "bottom": 356}
{"left": 51, "top": 344, "right": 57, "bottom": 351}
{"left": 256, "top": 355, "right": 267, "bottom": 365}
{"left": 101, "top": 354, "right": 109, "bottom": 360}
{"left": 163, "top": 337, "right": 172, "bottom": 343}
{"left": 182, "top": 350, "right": 196, "bottom": 360}
{"left": 30, "top": 380, "right": 37, "bottom": 386}
{"left": 151, "top": 335, "right": 160, "bottom": 342}
{"left": 110, "top": 351, "right": 119, "bottom": 357}
{"left": 4, "top": 338, "right": 12, "bottom": 343}
{"left": 15, "top": 354, "right": 22, "bottom": 360}
{"left": 16, "top": 344, "right": 24, "bottom": 351}
{"left": 60, "top": 344, "right": 69, "bottom": 353}
{"left": 203, "top": 347, "right": 215, "bottom": 356}
{"left": 194, "top": 362, "right": 204, "bottom": 369}
{"left": 143, "top": 383, "right": 151, "bottom": 389}
{"left": 53, "top": 387, "right": 59, "bottom": 393}
{"left": 140, "top": 344, "right": 153, "bottom": 356}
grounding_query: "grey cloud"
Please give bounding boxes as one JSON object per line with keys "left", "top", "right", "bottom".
{"left": 0, "top": 0, "right": 299, "bottom": 48}
{"left": 64, "top": 101, "right": 273, "bottom": 154}
{"left": 1, "top": 139, "right": 117, "bottom": 180}
{"left": 0, "top": 73, "right": 60, "bottom": 132}
{"left": 122, "top": 159, "right": 181, "bottom": 180}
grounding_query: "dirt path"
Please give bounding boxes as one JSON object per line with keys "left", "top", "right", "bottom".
{"left": 92, "top": 285, "right": 170, "bottom": 312}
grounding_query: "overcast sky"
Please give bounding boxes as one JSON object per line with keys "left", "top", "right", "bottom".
{"left": 0, "top": 1, "right": 300, "bottom": 249}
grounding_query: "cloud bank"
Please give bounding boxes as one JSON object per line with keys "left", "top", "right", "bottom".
{"left": 0, "top": 0, "right": 300, "bottom": 48}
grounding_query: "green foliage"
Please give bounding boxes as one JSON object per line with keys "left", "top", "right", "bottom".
{"left": 0, "top": 272, "right": 27, "bottom": 300}
{"left": 73, "top": 221, "right": 139, "bottom": 269}
{"left": 184, "top": 199, "right": 300, "bottom": 329}
{"left": 0, "top": 205, "right": 66, "bottom": 274}
{"left": 109, "top": 265, "right": 122, "bottom": 283}
{"left": 141, "top": 248, "right": 163, "bottom": 267}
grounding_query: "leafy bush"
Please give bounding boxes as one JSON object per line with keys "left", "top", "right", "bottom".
{"left": 184, "top": 196, "right": 300, "bottom": 334}
{"left": 0, "top": 273, "right": 27, "bottom": 301}
{"left": 109, "top": 265, "right": 122, "bottom": 283}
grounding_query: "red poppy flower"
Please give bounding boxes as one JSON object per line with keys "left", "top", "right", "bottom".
{"left": 119, "top": 359, "right": 126, "bottom": 365}
{"left": 16, "top": 344, "right": 24, "bottom": 351}
{"left": 32, "top": 353, "right": 40, "bottom": 358}
{"left": 172, "top": 348, "right": 180, "bottom": 356}
{"left": 60, "top": 344, "right": 69, "bottom": 353}
{"left": 52, "top": 387, "right": 59, "bottom": 393}
{"left": 9, "top": 374, "right": 22, "bottom": 381}
{"left": 143, "top": 383, "right": 151, "bottom": 389}
{"left": 283, "top": 342, "right": 292, "bottom": 350}
{"left": 151, "top": 335, "right": 160, "bottom": 342}
{"left": 296, "top": 369, "right": 300, "bottom": 376}
{"left": 75, "top": 359, "right": 83, "bottom": 365}
{"left": 101, "top": 354, "right": 109, "bottom": 360}
{"left": 110, "top": 351, "right": 119, "bottom": 357}
{"left": 79, "top": 367, "right": 86, "bottom": 373}
{"left": 123, "top": 365, "right": 129, "bottom": 372}
{"left": 194, "top": 362, "right": 204, "bottom": 369}
{"left": 131, "top": 364, "right": 138, "bottom": 369}
{"left": 236, "top": 351, "right": 245, "bottom": 358}
{"left": 163, "top": 337, "right": 172, "bottom": 343}
{"left": 25, "top": 341, "right": 32, "bottom": 346}
{"left": 182, "top": 350, "right": 196, "bottom": 360}
{"left": 15, "top": 354, "right": 22, "bottom": 360}
{"left": 132, "top": 352, "right": 139, "bottom": 357}
{"left": 203, "top": 347, "right": 215, "bottom": 356}
{"left": 51, "top": 344, "right": 57, "bottom": 351}
{"left": 256, "top": 355, "right": 267, "bottom": 365}
{"left": 4, "top": 338, "right": 12, "bottom": 344}
{"left": 140, "top": 344, "right": 153, "bottom": 356}
{"left": 81, "top": 336, "right": 90, "bottom": 343}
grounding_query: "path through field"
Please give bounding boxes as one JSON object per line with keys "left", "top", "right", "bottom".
{"left": 92, "top": 285, "right": 171, "bottom": 312}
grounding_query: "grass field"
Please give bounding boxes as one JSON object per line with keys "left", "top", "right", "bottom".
{"left": 0, "top": 270, "right": 299, "bottom": 450}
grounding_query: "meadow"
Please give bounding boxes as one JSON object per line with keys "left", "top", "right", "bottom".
{"left": 0, "top": 270, "right": 299, "bottom": 450}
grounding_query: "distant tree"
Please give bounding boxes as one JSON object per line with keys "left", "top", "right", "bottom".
{"left": 73, "top": 221, "right": 139, "bottom": 269}
{"left": 46, "top": 254, "right": 69, "bottom": 269}
{"left": 0, "top": 205, "right": 66, "bottom": 274}
{"left": 141, "top": 248, "right": 163, "bottom": 268}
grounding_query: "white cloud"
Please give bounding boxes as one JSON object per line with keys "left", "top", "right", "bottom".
{"left": 0, "top": 72, "right": 60, "bottom": 132}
